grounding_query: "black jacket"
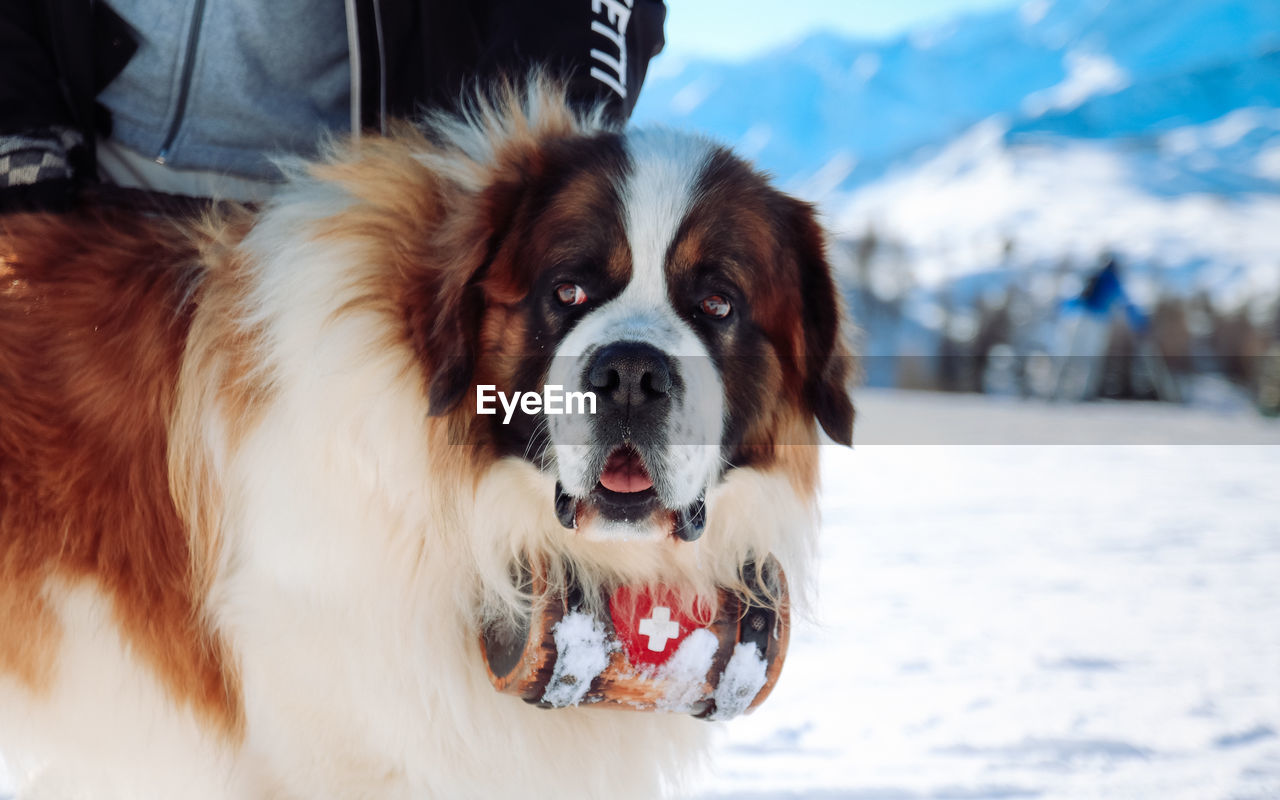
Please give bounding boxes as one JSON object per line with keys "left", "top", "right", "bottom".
{"left": 0, "top": 0, "right": 666, "bottom": 211}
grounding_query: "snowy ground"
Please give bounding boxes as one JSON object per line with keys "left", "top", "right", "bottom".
{"left": 4, "top": 393, "right": 1278, "bottom": 800}
{"left": 691, "top": 392, "right": 1280, "bottom": 799}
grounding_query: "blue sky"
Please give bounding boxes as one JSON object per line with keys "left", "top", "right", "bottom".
{"left": 660, "top": 0, "right": 1023, "bottom": 61}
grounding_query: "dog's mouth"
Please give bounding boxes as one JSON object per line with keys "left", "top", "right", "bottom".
{"left": 599, "top": 445, "right": 653, "bottom": 493}
{"left": 554, "top": 445, "right": 706, "bottom": 541}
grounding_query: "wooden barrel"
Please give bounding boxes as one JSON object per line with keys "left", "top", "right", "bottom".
{"left": 480, "top": 556, "right": 789, "bottom": 720}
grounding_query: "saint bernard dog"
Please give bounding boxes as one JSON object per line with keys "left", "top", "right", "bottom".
{"left": 0, "top": 80, "right": 854, "bottom": 798}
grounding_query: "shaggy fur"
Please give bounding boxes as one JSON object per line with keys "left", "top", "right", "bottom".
{"left": 0, "top": 81, "right": 852, "bottom": 799}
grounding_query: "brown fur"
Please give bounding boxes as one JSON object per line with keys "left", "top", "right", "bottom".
{"left": 666, "top": 151, "right": 854, "bottom": 490}
{"left": 0, "top": 581, "right": 59, "bottom": 692}
{"left": 0, "top": 209, "right": 243, "bottom": 737}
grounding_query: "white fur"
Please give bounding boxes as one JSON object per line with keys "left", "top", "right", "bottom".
{"left": 198, "top": 170, "right": 718, "bottom": 798}
{"left": 0, "top": 582, "right": 248, "bottom": 800}
{"left": 548, "top": 129, "right": 725, "bottom": 528}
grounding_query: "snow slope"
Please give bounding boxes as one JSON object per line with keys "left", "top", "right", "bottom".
{"left": 633, "top": 0, "right": 1280, "bottom": 194}
{"left": 634, "top": 0, "right": 1280, "bottom": 300}
{"left": 4, "top": 393, "right": 1278, "bottom": 799}
{"left": 833, "top": 112, "right": 1280, "bottom": 298}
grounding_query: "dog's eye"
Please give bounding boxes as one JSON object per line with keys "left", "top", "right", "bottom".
{"left": 699, "top": 294, "right": 732, "bottom": 319}
{"left": 555, "top": 283, "right": 588, "bottom": 307}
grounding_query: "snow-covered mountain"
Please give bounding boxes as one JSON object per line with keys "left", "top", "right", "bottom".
{"left": 635, "top": 0, "right": 1280, "bottom": 193}
{"left": 633, "top": 0, "right": 1280, "bottom": 297}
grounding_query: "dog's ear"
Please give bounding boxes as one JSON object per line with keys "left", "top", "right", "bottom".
{"left": 780, "top": 196, "right": 855, "bottom": 446}
{"left": 415, "top": 166, "right": 534, "bottom": 417}
{"left": 420, "top": 280, "right": 485, "bottom": 417}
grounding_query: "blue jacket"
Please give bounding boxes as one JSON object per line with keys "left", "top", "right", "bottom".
{"left": 1065, "top": 260, "right": 1149, "bottom": 332}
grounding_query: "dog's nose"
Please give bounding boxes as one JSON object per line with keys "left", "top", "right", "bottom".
{"left": 587, "top": 341, "right": 672, "bottom": 409}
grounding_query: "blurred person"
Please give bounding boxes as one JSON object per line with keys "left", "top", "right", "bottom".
{"left": 1051, "top": 256, "right": 1156, "bottom": 401}
{"left": 0, "top": 0, "right": 666, "bottom": 212}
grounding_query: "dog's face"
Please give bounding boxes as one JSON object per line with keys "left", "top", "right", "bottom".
{"left": 422, "top": 124, "right": 854, "bottom": 543}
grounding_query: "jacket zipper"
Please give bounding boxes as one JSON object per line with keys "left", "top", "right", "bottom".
{"left": 345, "top": 0, "right": 362, "bottom": 139}
{"left": 345, "top": 0, "right": 387, "bottom": 138}
{"left": 155, "top": 0, "right": 208, "bottom": 164}
{"left": 372, "top": 0, "right": 386, "bottom": 134}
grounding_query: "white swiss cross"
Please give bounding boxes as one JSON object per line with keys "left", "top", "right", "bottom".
{"left": 638, "top": 606, "right": 681, "bottom": 652}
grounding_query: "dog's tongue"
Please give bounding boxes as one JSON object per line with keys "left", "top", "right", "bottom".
{"left": 599, "top": 447, "right": 653, "bottom": 493}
